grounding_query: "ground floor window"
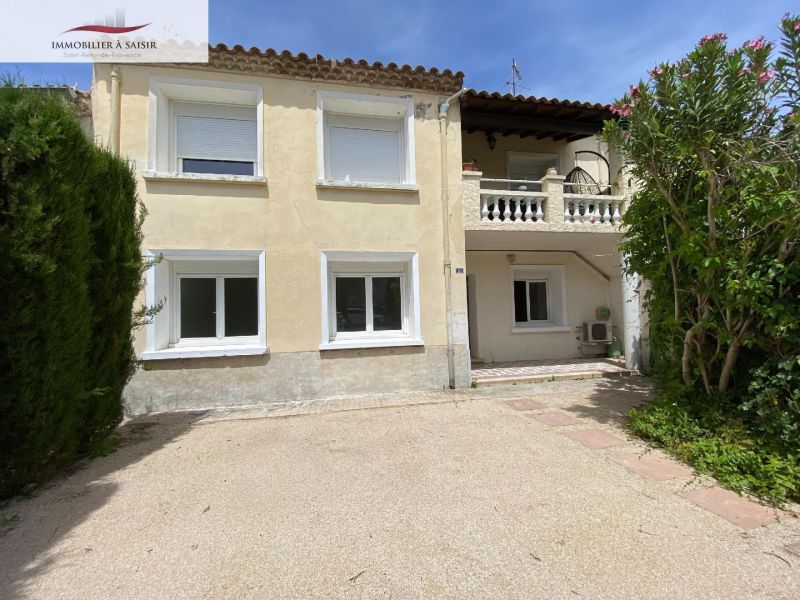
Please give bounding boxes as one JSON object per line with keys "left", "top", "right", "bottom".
{"left": 513, "top": 280, "right": 549, "bottom": 323}
{"left": 179, "top": 275, "right": 258, "bottom": 340}
{"left": 142, "top": 250, "right": 266, "bottom": 359}
{"left": 511, "top": 265, "right": 568, "bottom": 332}
{"left": 335, "top": 274, "right": 403, "bottom": 334}
{"left": 321, "top": 251, "right": 421, "bottom": 349}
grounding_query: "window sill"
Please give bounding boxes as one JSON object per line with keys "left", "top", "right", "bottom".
{"left": 316, "top": 179, "right": 419, "bottom": 192}
{"left": 511, "top": 325, "right": 572, "bottom": 334}
{"left": 319, "top": 338, "right": 424, "bottom": 351}
{"left": 140, "top": 344, "right": 269, "bottom": 360}
{"left": 142, "top": 171, "right": 268, "bottom": 185}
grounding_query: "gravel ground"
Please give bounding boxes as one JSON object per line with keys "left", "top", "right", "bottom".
{"left": 2, "top": 376, "right": 799, "bottom": 599}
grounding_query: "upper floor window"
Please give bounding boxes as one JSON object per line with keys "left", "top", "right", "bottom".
{"left": 325, "top": 114, "right": 403, "bottom": 184}
{"left": 147, "top": 77, "right": 264, "bottom": 180}
{"left": 173, "top": 102, "right": 257, "bottom": 176}
{"left": 317, "top": 91, "right": 416, "bottom": 188}
{"left": 507, "top": 152, "right": 559, "bottom": 191}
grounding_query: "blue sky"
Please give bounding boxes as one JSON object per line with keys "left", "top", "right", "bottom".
{"left": 1, "top": 0, "right": 791, "bottom": 103}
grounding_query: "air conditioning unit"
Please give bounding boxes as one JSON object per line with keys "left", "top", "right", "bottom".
{"left": 583, "top": 321, "right": 612, "bottom": 343}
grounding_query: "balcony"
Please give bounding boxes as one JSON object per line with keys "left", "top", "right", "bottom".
{"left": 463, "top": 168, "right": 626, "bottom": 233}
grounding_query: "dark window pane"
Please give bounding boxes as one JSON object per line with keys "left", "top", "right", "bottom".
{"left": 336, "top": 277, "right": 366, "bottom": 332}
{"left": 529, "top": 282, "right": 548, "bottom": 320}
{"left": 513, "top": 280, "right": 528, "bottom": 323}
{"left": 182, "top": 159, "right": 254, "bottom": 176}
{"left": 372, "top": 277, "right": 402, "bottom": 331}
{"left": 180, "top": 278, "right": 216, "bottom": 338}
{"left": 224, "top": 278, "right": 258, "bottom": 337}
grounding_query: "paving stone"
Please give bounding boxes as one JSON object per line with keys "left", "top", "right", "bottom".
{"left": 680, "top": 487, "right": 782, "bottom": 530}
{"left": 562, "top": 429, "right": 627, "bottom": 449}
{"left": 504, "top": 398, "right": 546, "bottom": 411}
{"left": 785, "top": 543, "right": 800, "bottom": 557}
{"left": 612, "top": 453, "right": 694, "bottom": 481}
{"left": 531, "top": 411, "right": 583, "bottom": 427}
{"left": 473, "top": 358, "right": 628, "bottom": 381}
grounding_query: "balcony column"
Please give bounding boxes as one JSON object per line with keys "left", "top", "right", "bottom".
{"left": 462, "top": 169, "right": 483, "bottom": 229}
{"left": 540, "top": 167, "right": 566, "bottom": 224}
{"left": 620, "top": 253, "right": 642, "bottom": 371}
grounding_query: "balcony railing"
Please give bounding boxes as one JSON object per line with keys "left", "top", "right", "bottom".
{"left": 563, "top": 194, "right": 622, "bottom": 224}
{"left": 479, "top": 180, "right": 547, "bottom": 224}
{"left": 462, "top": 168, "right": 626, "bottom": 232}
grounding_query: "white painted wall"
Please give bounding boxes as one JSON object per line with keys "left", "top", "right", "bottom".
{"left": 466, "top": 251, "right": 614, "bottom": 363}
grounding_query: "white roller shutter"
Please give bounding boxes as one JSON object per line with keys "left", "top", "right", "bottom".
{"left": 326, "top": 114, "right": 403, "bottom": 184}
{"left": 174, "top": 102, "right": 257, "bottom": 163}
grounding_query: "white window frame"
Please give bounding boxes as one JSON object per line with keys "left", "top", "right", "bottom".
{"left": 514, "top": 279, "right": 550, "bottom": 324}
{"left": 331, "top": 270, "right": 407, "bottom": 340}
{"left": 144, "top": 77, "right": 266, "bottom": 183}
{"left": 316, "top": 90, "right": 417, "bottom": 190}
{"left": 320, "top": 251, "right": 422, "bottom": 350}
{"left": 173, "top": 273, "right": 259, "bottom": 346}
{"left": 510, "top": 265, "right": 570, "bottom": 333}
{"left": 323, "top": 113, "right": 405, "bottom": 185}
{"left": 171, "top": 101, "right": 258, "bottom": 176}
{"left": 142, "top": 249, "right": 267, "bottom": 360}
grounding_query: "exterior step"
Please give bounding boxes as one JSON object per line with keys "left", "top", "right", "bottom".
{"left": 474, "top": 369, "right": 637, "bottom": 386}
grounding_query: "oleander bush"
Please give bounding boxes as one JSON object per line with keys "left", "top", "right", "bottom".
{"left": 605, "top": 15, "right": 800, "bottom": 504}
{"left": 0, "top": 84, "right": 146, "bottom": 498}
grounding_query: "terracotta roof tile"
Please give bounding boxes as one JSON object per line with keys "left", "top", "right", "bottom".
{"left": 194, "top": 44, "right": 464, "bottom": 94}
{"left": 464, "top": 89, "right": 610, "bottom": 111}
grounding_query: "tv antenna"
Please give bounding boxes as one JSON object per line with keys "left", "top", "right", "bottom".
{"left": 506, "top": 58, "right": 522, "bottom": 96}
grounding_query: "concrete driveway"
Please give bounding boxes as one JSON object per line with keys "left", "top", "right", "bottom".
{"left": 2, "top": 377, "right": 799, "bottom": 599}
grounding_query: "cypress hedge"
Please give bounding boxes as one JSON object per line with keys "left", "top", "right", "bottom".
{"left": 0, "top": 86, "right": 145, "bottom": 498}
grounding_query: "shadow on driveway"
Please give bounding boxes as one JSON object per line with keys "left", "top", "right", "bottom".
{"left": 558, "top": 375, "right": 653, "bottom": 427}
{"left": 0, "top": 411, "right": 207, "bottom": 600}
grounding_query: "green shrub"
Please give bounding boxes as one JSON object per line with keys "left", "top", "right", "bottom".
{"left": 629, "top": 399, "right": 800, "bottom": 505}
{"left": 82, "top": 150, "right": 145, "bottom": 455}
{"left": 606, "top": 14, "right": 800, "bottom": 506}
{"left": 742, "top": 355, "right": 800, "bottom": 448}
{"left": 0, "top": 86, "right": 144, "bottom": 497}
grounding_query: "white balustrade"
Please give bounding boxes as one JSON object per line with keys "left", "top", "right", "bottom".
{"left": 563, "top": 194, "right": 624, "bottom": 225}
{"left": 467, "top": 175, "right": 625, "bottom": 229}
{"left": 479, "top": 192, "right": 547, "bottom": 224}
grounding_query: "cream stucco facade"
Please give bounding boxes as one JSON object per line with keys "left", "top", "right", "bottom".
{"left": 91, "top": 51, "right": 642, "bottom": 414}
{"left": 91, "top": 61, "right": 471, "bottom": 413}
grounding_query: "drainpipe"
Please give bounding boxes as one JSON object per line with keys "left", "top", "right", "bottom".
{"left": 438, "top": 88, "right": 467, "bottom": 389}
{"left": 109, "top": 66, "right": 121, "bottom": 155}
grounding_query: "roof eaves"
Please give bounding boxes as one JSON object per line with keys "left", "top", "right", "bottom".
{"left": 194, "top": 44, "right": 465, "bottom": 94}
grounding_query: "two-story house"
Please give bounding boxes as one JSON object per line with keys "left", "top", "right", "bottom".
{"left": 91, "top": 45, "right": 642, "bottom": 414}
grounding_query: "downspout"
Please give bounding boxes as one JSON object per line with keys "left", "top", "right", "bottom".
{"left": 438, "top": 88, "right": 467, "bottom": 389}
{"left": 109, "top": 66, "right": 121, "bottom": 156}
